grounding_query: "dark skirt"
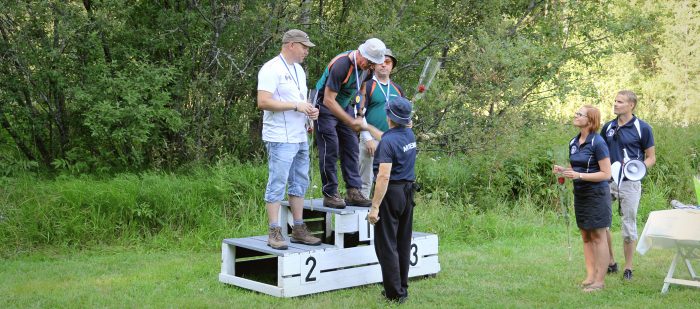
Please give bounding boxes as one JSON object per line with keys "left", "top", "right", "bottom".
{"left": 573, "top": 185, "right": 612, "bottom": 230}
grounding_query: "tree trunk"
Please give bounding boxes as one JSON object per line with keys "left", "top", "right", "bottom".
{"left": 83, "top": 0, "right": 113, "bottom": 66}
{"left": 0, "top": 111, "right": 36, "bottom": 162}
{"left": 51, "top": 10, "right": 68, "bottom": 156}
{"left": 299, "top": 0, "right": 312, "bottom": 26}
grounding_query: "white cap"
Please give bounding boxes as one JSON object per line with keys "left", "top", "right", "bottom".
{"left": 358, "top": 38, "right": 386, "bottom": 64}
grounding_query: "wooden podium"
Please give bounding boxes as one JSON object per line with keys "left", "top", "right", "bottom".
{"left": 218, "top": 198, "right": 440, "bottom": 297}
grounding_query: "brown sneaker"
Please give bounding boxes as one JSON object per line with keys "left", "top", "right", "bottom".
{"left": 345, "top": 187, "right": 371, "bottom": 207}
{"left": 267, "top": 226, "right": 288, "bottom": 250}
{"left": 323, "top": 193, "right": 346, "bottom": 209}
{"left": 291, "top": 224, "right": 322, "bottom": 245}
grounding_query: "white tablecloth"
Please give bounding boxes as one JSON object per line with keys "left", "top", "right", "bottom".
{"left": 637, "top": 209, "right": 700, "bottom": 255}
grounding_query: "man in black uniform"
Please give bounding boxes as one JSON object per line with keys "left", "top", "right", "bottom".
{"left": 365, "top": 96, "right": 416, "bottom": 303}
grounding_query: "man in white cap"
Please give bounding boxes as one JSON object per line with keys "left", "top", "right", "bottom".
{"left": 257, "top": 29, "right": 322, "bottom": 250}
{"left": 313, "top": 38, "right": 387, "bottom": 209}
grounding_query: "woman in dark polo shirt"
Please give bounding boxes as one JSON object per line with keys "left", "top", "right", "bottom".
{"left": 364, "top": 96, "right": 416, "bottom": 303}
{"left": 553, "top": 105, "right": 612, "bottom": 292}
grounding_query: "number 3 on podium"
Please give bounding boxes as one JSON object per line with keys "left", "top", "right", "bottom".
{"left": 410, "top": 243, "right": 421, "bottom": 267}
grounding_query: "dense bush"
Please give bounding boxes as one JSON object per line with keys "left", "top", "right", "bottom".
{"left": 0, "top": 0, "right": 668, "bottom": 173}
{"left": 0, "top": 1, "right": 697, "bottom": 255}
{"left": 2, "top": 124, "right": 697, "bottom": 255}
{"left": 0, "top": 161, "right": 268, "bottom": 254}
{"left": 417, "top": 123, "right": 700, "bottom": 207}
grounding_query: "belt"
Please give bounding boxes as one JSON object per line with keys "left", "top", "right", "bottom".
{"left": 389, "top": 180, "right": 414, "bottom": 185}
{"left": 388, "top": 180, "right": 421, "bottom": 192}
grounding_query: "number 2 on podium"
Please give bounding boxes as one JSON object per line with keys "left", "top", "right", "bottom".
{"left": 302, "top": 255, "right": 319, "bottom": 284}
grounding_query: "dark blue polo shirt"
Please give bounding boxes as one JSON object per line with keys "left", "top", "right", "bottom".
{"left": 600, "top": 115, "right": 654, "bottom": 164}
{"left": 569, "top": 133, "right": 610, "bottom": 190}
{"left": 373, "top": 127, "right": 417, "bottom": 181}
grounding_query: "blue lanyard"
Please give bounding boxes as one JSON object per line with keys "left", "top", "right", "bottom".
{"left": 352, "top": 52, "right": 361, "bottom": 94}
{"left": 372, "top": 76, "right": 391, "bottom": 105}
{"left": 352, "top": 51, "right": 370, "bottom": 111}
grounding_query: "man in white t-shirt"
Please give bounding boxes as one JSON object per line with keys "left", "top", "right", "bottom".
{"left": 257, "top": 29, "right": 321, "bottom": 250}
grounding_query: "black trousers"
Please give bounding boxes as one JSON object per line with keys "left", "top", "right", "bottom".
{"left": 374, "top": 181, "right": 415, "bottom": 300}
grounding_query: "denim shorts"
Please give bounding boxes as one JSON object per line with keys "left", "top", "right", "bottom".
{"left": 264, "top": 141, "right": 310, "bottom": 203}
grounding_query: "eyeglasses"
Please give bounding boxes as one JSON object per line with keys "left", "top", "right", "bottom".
{"left": 574, "top": 112, "right": 587, "bottom": 118}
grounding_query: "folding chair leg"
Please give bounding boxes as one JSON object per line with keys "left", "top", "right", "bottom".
{"left": 685, "top": 259, "right": 697, "bottom": 280}
{"left": 662, "top": 251, "right": 680, "bottom": 294}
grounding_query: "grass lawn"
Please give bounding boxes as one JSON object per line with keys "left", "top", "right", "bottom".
{"left": 1, "top": 216, "right": 698, "bottom": 308}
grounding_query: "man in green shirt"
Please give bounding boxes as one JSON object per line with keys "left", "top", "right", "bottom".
{"left": 358, "top": 49, "right": 404, "bottom": 197}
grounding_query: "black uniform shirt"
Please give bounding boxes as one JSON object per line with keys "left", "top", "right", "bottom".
{"left": 569, "top": 133, "right": 610, "bottom": 190}
{"left": 373, "top": 127, "right": 416, "bottom": 181}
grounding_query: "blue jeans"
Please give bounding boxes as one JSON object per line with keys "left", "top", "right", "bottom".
{"left": 264, "top": 141, "right": 310, "bottom": 203}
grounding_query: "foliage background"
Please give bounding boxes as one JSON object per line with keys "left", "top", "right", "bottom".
{"left": 1, "top": 0, "right": 697, "bottom": 173}
{"left": 0, "top": 1, "right": 699, "bottom": 254}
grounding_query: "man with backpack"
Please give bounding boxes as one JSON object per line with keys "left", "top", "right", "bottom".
{"left": 313, "top": 38, "right": 387, "bottom": 209}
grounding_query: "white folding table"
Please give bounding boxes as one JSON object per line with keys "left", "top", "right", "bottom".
{"left": 637, "top": 209, "right": 700, "bottom": 293}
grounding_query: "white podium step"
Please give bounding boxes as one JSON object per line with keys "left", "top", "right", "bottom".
{"left": 219, "top": 198, "right": 440, "bottom": 297}
{"left": 278, "top": 198, "right": 379, "bottom": 248}
{"left": 219, "top": 232, "right": 440, "bottom": 297}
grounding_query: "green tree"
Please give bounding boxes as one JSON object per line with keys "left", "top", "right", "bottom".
{"left": 0, "top": 0, "right": 679, "bottom": 173}
{"left": 645, "top": 0, "right": 700, "bottom": 123}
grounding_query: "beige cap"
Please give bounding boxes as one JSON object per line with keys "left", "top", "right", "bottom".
{"left": 282, "top": 29, "right": 315, "bottom": 47}
{"left": 385, "top": 48, "right": 397, "bottom": 67}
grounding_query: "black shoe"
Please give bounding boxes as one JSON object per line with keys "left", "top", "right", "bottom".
{"left": 623, "top": 269, "right": 633, "bottom": 281}
{"left": 381, "top": 290, "right": 408, "bottom": 303}
{"left": 607, "top": 262, "right": 618, "bottom": 274}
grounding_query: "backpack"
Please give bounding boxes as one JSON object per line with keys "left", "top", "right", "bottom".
{"left": 367, "top": 79, "right": 404, "bottom": 98}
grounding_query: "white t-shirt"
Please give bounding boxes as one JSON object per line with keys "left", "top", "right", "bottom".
{"left": 257, "top": 55, "right": 309, "bottom": 143}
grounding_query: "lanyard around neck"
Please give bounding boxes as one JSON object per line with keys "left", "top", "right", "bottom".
{"left": 278, "top": 54, "right": 302, "bottom": 95}
{"left": 352, "top": 51, "right": 362, "bottom": 94}
{"left": 372, "top": 76, "right": 391, "bottom": 105}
